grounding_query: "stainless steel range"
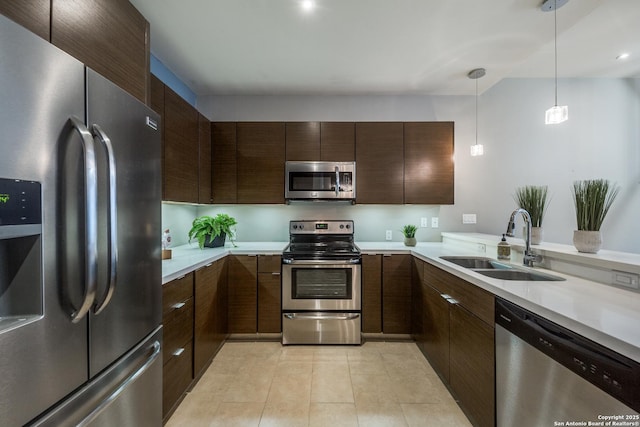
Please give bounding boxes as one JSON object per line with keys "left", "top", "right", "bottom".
{"left": 282, "top": 220, "right": 362, "bottom": 345}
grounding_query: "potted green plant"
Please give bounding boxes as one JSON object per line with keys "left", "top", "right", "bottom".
{"left": 401, "top": 224, "right": 418, "bottom": 247}
{"left": 188, "top": 213, "right": 237, "bottom": 249}
{"left": 514, "top": 185, "right": 549, "bottom": 245}
{"left": 571, "top": 179, "right": 619, "bottom": 253}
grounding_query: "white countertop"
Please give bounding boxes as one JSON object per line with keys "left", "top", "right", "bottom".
{"left": 162, "top": 239, "right": 640, "bottom": 363}
{"left": 161, "top": 242, "right": 288, "bottom": 284}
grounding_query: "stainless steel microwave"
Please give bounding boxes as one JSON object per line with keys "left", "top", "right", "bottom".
{"left": 285, "top": 161, "right": 356, "bottom": 201}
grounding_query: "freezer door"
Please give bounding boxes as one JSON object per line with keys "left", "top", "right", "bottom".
{"left": 0, "top": 15, "right": 88, "bottom": 427}
{"left": 86, "top": 70, "right": 162, "bottom": 377}
{"left": 28, "top": 327, "right": 163, "bottom": 427}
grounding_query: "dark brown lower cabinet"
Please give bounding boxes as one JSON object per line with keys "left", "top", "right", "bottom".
{"left": 194, "top": 258, "right": 227, "bottom": 378}
{"left": 414, "top": 260, "right": 495, "bottom": 427}
{"left": 362, "top": 254, "right": 382, "bottom": 333}
{"left": 162, "top": 273, "right": 194, "bottom": 420}
{"left": 162, "top": 342, "right": 192, "bottom": 419}
{"left": 227, "top": 255, "right": 258, "bottom": 333}
{"left": 449, "top": 304, "right": 495, "bottom": 427}
{"left": 420, "top": 279, "right": 451, "bottom": 383}
{"left": 382, "top": 254, "right": 412, "bottom": 334}
{"left": 257, "top": 255, "right": 282, "bottom": 333}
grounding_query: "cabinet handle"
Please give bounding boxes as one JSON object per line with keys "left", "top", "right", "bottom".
{"left": 440, "top": 294, "right": 459, "bottom": 305}
{"left": 176, "top": 274, "right": 186, "bottom": 281}
{"left": 173, "top": 348, "right": 185, "bottom": 357}
{"left": 205, "top": 263, "right": 213, "bottom": 267}
{"left": 272, "top": 272, "right": 281, "bottom": 276}
{"left": 172, "top": 302, "right": 186, "bottom": 310}
{"left": 383, "top": 254, "right": 392, "bottom": 257}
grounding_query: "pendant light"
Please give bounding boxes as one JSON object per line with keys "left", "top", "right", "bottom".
{"left": 543, "top": 0, "right": 569, "bottom": 124}
{"left": 468, "top": 68, "right": 486, "bottom": 157}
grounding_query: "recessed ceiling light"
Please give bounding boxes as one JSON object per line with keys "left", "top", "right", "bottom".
{"left": 616, "top": 53, "right": 630, "bottom": 60}
{"left": 301, "top": 0, "right": 315, "bottom": 13}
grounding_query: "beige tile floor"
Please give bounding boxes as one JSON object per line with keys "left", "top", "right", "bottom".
{"left": 166, "top": 341, "right": 472, "bottom": 427}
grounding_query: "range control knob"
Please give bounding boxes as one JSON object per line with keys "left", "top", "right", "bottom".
{"left": 340, "top": 224, "right": 344, "bottom": 229}
{"left": 346, "top": 224, "right": 351, "bottom": 229}
{"left": 300, "top": 224, "right": 304, "bottom": 229}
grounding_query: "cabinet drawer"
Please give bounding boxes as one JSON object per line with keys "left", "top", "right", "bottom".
{"left": 163, "top": 298, "right": 193, "bottom": 364}
{"left": 424, "top": 263, "right": 494, "bottom": 326}
{"left": 258, "top": 255, "right": 281, "bottom": 273}
{"left": 162, "top": 340, "right": 193, "bottom": 418}
{"left": 163, "top": 273, "right": 194, "bottom": 320}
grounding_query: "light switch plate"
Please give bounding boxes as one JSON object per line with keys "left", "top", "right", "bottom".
{"left": 431, "top": 217, "right": 439, "bottom": 228}
{"left": 462, "top": 214, "right": 477, "bottom": 224}
{"left": 385, "top": 230, "right": 393, "bottom": 240}
{"left": 420, "top": 217, "right": 428, "bottom": 227}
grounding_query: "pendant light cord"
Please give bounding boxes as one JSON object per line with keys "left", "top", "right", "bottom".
{"left": 475, "top": 77, "right": 478, "bottom": 145}
{"left": 554, "top": 0, "right": 558, "bottom": 106}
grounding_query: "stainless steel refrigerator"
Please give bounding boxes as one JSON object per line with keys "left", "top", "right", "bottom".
{"left": 0, "top": 14, "right": 162, "bottom": 427}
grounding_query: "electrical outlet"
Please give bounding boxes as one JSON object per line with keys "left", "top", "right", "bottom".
{"left": 612, "top": 270, "right": 639, "bottom": 290}
{"left": 462, "top": 214, "right": 477, "bottom": 224}
{"left": 385, "top": 230, "right": 393, "bottom": 240}
{"left": 431, "top": 217, "right": 439, "bottom": 228}
{"left": 477, "top": 243, "right": 486, "bottom": 253}
{"left": 420, "top": 217, "right": 428, "bottom": 227}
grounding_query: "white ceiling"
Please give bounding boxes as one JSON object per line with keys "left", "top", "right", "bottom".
{"left": 131, "top": 0, "right": 640, "bottom": 96}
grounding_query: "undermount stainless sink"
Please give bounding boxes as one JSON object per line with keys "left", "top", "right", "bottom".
{"left": 440, "top": 256, "right": 565, "bottom": 281}
{"left": 475, "top": 269, "right": 565, "bottom": 282}
{"left": 439, "top": 256, "right": 511, "bottom": 270}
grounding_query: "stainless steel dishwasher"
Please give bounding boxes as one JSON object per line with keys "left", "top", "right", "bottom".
{"left": 496, "top": 298, "right": 639, "bottom": 427}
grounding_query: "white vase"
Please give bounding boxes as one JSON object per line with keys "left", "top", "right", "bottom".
{"left": 573, "top": 230, "right": 602, "bottom": 253}
{"left": 530, "top": 227, "right": 543, "bottom": 245}
{"left": 404, "top": 237, "right": 416, "bottom": 247}
{"left": 522, "top": 226, "right": 543, "bottom": 245}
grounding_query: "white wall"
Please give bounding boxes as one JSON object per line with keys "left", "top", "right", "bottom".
{"left": 469, "top": 78, "right": 640, "bottom": 253}
{"left": 170, "top": 78, "right": 639, "bottom": 252}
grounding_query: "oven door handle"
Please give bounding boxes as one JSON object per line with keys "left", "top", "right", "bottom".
{"left": 282, "top": 258, "right": 361, "bottom": 265}
{"left": 284, "top": 313, "right": 360, "bottom": 321}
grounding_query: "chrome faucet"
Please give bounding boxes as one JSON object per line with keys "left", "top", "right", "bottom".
{"left": 506, "top": 208, "right": 542, "bottom": 267}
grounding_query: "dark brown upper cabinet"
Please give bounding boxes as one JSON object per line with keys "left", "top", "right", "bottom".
{"left": 163, "top": 86, "right": 199, "bottom": 203}
{"left": 236, "top": 122, "right": 285, "bottom": 204}
{"left": 198, "top": 113, "right": 212, "bottom": 204}
{"left": 0, "top": 0, "right": 50, "bottom": 40}
{"left": 320, "top": 122, "right": 355, "bottom": 161}
{"left": 150, "top": 74, "right": 165, "bottom": 116}
{"left": 355, "top": 122, "right": 404, "bottom": 204}
{"left": 211, "top": 122, "right": 238, "bottom": 204}
{"left": 51, "top": 0, "right": 150, "bottom": 103}
{"left": 284, "top": 122, "right": 356, "bottom": 162}
{"left": 404, "top": 122, "right": 454, "bottom": 204}
{"left": 285, "top": 122, "right": 320, "bottom": 160}
{"left": 2, "top": 0, "right": 150, "bottom": 103}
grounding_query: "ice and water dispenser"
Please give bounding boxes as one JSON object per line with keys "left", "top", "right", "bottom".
{"left": 0, "top": 178, "right": 43, "bottom": 331}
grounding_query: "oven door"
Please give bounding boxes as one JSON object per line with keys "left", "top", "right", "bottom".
{"left": 282, "top": 260, "right": 361, "bottom": 311}
{"left": 285, "top": 161, "right": 355, "bottom": 200}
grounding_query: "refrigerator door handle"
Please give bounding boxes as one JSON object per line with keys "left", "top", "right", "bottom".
{"left": 77, "top": 340, "right": 161, "bottom": 427}
{"left": 68, "top": 116, "right": 98, "bottom": 323}
{"left": 91, "top": 124, "right": 118, "bottom": 315}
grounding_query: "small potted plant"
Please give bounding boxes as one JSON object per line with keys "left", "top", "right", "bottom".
{"left": 514, "top": 185, "right": 549, "bottom": 245}
{"left": 401, "top": 224, "right": 418, "bottom": 247}
{"left": 188, "top": 213, "right": 237, "bottom": 249}
{"left": 571, "top": 179, "right": 619, "bottom": 253}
